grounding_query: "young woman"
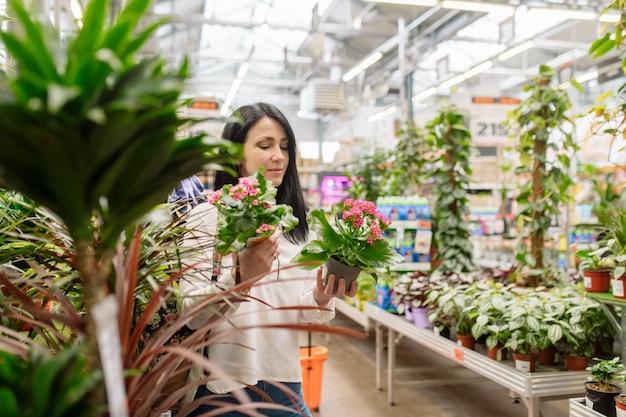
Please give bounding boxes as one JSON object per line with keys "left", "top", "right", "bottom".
{"left": 181, "top": 102, "right": 357, "bottom": 416}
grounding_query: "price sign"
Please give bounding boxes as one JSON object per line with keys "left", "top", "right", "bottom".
{"left": 469, "top": 97, "right": 519, "bottom": 144}
{"left": 470, "top": 115, "right": 509, "bottom": 143}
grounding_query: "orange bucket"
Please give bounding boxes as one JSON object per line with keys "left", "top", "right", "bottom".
{"left": 299, "top": 346, "right": 328, "bottom": 411}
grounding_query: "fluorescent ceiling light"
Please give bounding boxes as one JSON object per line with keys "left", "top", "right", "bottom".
{"left": 576, "top": 69, "right": 599, "bottom": 83}
{"left": 342, "top": 51, "right": 383, "bottom": 82}
{"left": 497, "top": 40, "right": 534, "bottom": 62}
{"left": 441, "top": 1, "right": 514, "bottom": 14}
{"left": 464, "top": 60, "right": 493, "bottom": 79}
{"left": 440, "top": 74, "right": 465, "bottom": 89}
{"left": 528, "top": 8, "right": 596, "bottom": 21}
{"left": 599, "top": 13, "right": 620, "bottom": 23}
{"left": 546, "top": 49, "right": 588, "bottom": 68}
{"left": 237, "top": 62, "right": 249, "bottom": 79}
{"left": 362, "top": 0, "right": 437, "bottom": 6}
{"left": 70, "top": 0, "right": 84, "bottom": 25}
{"left": 225, "top": 78, "right": 242, "bottom": 104}
{"left": 368, "top": 106, "right": 398, "bottom": 123}
{"left": 412, "top": 87, "right": 437, "bottom": 102}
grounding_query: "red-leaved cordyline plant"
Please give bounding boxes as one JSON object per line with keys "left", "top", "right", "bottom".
{"left": 291, "top": 199, "right": 403, "bottom": 271}
{"left": 0, "top": 197, "right": 365, "bottom": 417}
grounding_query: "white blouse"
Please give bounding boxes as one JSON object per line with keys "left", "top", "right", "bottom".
{"left": 179, "top": 203, "right": 335, "bottom": 394}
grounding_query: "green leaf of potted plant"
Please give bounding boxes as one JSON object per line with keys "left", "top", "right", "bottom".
{"left": 290, "top": 199, "right": 403, "bottom": 290}
{"left": 503, "top": 291, "right": 543, "bottom": 372}
{"left": 576, "top": 245, "right": 615, "bottom": 293}
{"left": 470, "top": 281, "right": 515, "bottom": 361}
{"left": 586, "top": 356, "right": 625, "bottom": 417}
{"left": 208, "top": 169, "right": 299, "bottom": 255}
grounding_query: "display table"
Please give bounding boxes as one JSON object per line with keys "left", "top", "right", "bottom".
{"left": 586, "top": 292, "right": 626, "bottom": 363}
{"left": 334, "top": 298, "right": 370, "bottom": 331}
{"left": 569, "top": 397, "right": 605, "bottom": 417}
{"left": 363, "top": 303, "right": 589, "bottom": 417}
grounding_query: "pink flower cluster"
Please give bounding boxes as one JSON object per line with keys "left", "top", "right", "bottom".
{"left": 256, "top": 223, "right": 276, "bottom": 234}
{"left": 209, "top": 177, "right": 266, "bottom": 208}
{"left": 342, "top": 198, "right": 392, "bottom": 245}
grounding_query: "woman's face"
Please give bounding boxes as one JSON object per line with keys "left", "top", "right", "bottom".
{"left": 241, "top": 116, "right": 289, "bottom": 187}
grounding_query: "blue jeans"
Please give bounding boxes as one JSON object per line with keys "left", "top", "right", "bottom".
{"left": 187, "top": 381, "right": 313, "bottom": 417}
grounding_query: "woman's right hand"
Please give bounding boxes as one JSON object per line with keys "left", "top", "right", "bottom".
{"left": 234, "top": 231, "right": 281, "bottom": 283}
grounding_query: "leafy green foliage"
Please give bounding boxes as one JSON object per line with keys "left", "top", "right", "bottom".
{"left": 0, "top": 0, "right": 241, "bottom": 249}
{"left": 344, "top": 149, "right": 391, "bottom": 202}
{"left": 209, "top": 170, "right": 298, "bottom": 255}
{"left": 585, "top": 2, "right": 626, "bottom": 164}
{"left": 505, "top": 65, "right": 578, "bottom": 286}
{"left": 587, "top": 356, "right": 626, "bottom": 391}
{"left": 291, "top": 199, "right": 403, "bottom": 270}
{"left": 425, "top": 105, "right": 475, "bottom": 274}
{"left": 386, "top": 122, "right": 432, "bottom": 196}
{"left": 0, "top": 347, "right": 103, "bottom": 417}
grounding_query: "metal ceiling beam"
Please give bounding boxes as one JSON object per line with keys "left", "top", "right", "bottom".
{"left": 154, "top": 14, "right": 394, "bottom": 37}
{"left": 185, "top": 77, "right": 307, "bottom": 88}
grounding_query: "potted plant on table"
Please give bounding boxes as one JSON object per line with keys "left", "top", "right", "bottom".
{"left": 428, "top": 282, "right": 479, "bottom": 348}
{"left": 470, "top": 281, "right": 515, "bottom": 361}
{"left": 391, "top": 271, "right": 439, "bottom": 328}
{"left": 503, "top": 289, "right": 543, "bottom": 372}
{"left": 291, "top": 199, "right": 403, "bottom": 291}
{"left": 586, "top": 357, "right": 626, "bottom": 417}
{"left": 561, "top": 294, "right": 608, "bottom": 371}
{"left": 576, "top": 246, "right": 615, "bottom": 293}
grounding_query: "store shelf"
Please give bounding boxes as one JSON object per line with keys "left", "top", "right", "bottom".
{"left": 390, "top": 262, "right": 431, "bottom": 272}
{"left": 586, "top": 292, "right": 626, "bottom": 364}
{"left": 334, "top": 298, "right": 370, "bottom": 331}
{"left": 569, "top": 398, "right": 605, "bottom": 417}
{"left": 364, "top": 303, "right": 588, "bottom": 417}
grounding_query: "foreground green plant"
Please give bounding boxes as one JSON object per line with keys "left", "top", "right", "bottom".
{"left": 0, "top": 0, "right": 240, "bottom": 380}
{"left": 0, "top": 347, "right": 103, "bottom": 417}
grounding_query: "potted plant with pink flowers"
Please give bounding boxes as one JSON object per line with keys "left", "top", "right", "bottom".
{"left": 291, "top": 199, "right": 403, "bottom": 290}
{"left": 209, "top": 169, "right": 299, "bottom": 255}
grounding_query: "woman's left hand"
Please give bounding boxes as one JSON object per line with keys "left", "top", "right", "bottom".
{"left": 313, "top": 269, "right": 358, "bottom": 307}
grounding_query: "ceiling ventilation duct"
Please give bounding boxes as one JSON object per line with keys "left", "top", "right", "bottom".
{"left": 299, "top": 80, "right": 345, "bottom": 119}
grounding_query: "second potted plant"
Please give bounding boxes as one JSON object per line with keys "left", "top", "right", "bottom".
{"left": 291, "top": 199, "right": 403, "bottom": 290}
{"left": 586, "top": 357, "right": 625, "bottom": 417}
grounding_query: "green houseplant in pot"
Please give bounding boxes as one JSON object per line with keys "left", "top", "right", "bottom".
{"left": 576, "top": 246, "right": 615, "bottom": 293}
{"left": 470, "top": 281, "right": 515, "bottom": 361}
{"left": 503, "top": 289, "right": 543, "bottom": 372}
{"left": 586, "top": 357, "right": 626, "bottom": 417}
{"left": 291, "top": 198, "right": 403, "bottom": 291}
{"left": 597, "top": 205, "right": 626, "bottom": 298}
{"left": 428, "top": 281, "right": 479, "bottom": 348}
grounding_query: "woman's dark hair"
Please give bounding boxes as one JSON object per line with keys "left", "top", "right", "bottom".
{"left": 214, "top": 102, "right": 309, "bottom": 244}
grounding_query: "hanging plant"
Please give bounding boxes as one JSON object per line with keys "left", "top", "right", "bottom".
{"left": 505, "top": 64, "right": 579, "bottom": 287}
{"left": 425, "top": 104, "right": 475, "bottom": 274}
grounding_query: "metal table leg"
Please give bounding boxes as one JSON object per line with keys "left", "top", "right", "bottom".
{"left": 387, "top": 328, "right": 396, "bottom": 405}
{"left": 375, "top": 320, "right": 383, "bottom": 391}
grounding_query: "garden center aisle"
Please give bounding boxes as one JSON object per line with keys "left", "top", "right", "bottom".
{"left": 308, "top": 312, "right": 571, "bottom": 417}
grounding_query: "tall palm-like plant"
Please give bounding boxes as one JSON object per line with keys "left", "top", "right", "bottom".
{"left": 0, "top": 0, "right": 240, "bottom": 377}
